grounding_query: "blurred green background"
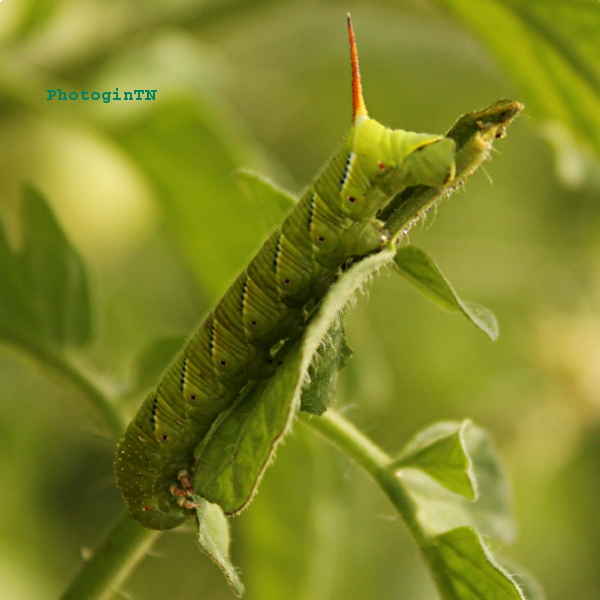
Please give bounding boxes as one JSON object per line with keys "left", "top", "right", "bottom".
{"left": 1, "top": 0, "right": 599, "bottom": 598}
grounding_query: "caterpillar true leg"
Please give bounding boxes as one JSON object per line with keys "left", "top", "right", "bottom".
{"left": 169, "top": 470, "right": 199, "bottom": 510}
{"left": 176, "top": 497, "right": 200, "bottom": 510}
{"left": 169, "top": 469, "right": 195, "bottom": 496}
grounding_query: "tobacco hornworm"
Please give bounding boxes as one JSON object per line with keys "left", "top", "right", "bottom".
{"left": 115, "top": 16, "right": 457, "bottom": 530}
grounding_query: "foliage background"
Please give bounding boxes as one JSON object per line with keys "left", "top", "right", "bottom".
{"left": 0, "top": 0, "right": 599, "bottom": 599}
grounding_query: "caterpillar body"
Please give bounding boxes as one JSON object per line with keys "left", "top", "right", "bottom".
{"left": 115, "top": 16, "right": 456, "bottom": 530}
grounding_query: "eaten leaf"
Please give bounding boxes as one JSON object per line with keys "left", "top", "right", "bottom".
{"left": 300, "top": 314, "right": 352, "bottom": 416}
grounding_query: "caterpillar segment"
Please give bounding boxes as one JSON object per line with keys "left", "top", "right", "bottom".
{"left": 114, "top": 15, "right": 457, "bottom": 530}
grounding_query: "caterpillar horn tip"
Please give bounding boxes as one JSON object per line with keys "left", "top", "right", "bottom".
{"left": 347, "top": 14, "right": 368, "bottom": 121}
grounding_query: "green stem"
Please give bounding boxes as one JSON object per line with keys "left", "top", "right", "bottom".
{"left": 299, "top": 410, "right": 454, "bottom": 597}
{"left": 40, "top": 353, "right": 159, "bottom": 600}
{"left": 1, "top": 338, "right": 155, "bottom": 600}
{"left": 56, "top": 356, "right": 126, "bottom": 441}
{"left": 3, "top": 336, "right": 126, "bottom": 439}
{"left": 382, "top": 99, "right": 523, "bottom": 238}
{"left": 299, "top": 411, "right": 426, "bottom": 541}
{"left": 59, "top": 512, "right": 160, "bottom": 600}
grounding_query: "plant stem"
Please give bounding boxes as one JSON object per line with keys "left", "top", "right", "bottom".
{"left": 4, "top": 337, "right": 126, "bottom": 439}
{"left": 52, "top": 352, "right": 126, "bottom": 440}
{"left": 382, "top": 99, "right": 523, "bottom": 238}
{"left": 46, "top": 356, "right": 161, "bottom": 600}
{"left": 299, "top": 410, "right": 456, "bottom": 597}
{"left": 299, "top": 411, "right": 427, "bottom": 543}
{"left": 1, "top": 340, "right": 156, "bottom": 600}
{"left": 59, "top": 512, "right": 160, "bottom": 600}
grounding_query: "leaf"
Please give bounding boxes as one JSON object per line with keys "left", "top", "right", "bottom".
{"left": 233, "top": 169, "right": 297, "bottom": 234}
{"left": 498, "top": 560, "right": 547, "bottom": 600}
{"left": 401, "top": 422, "right": 516, "bottom": 543}
{"left": 394, "top": 246, "right": 498, "bottom": 341}
{"left": 436, "top": 0, "right": 600, "bottom": 160}
{"left": 194, "top": 496, "right": 245, "bottom": 598}
{"left": 0, "top": 185, "right": 91, "bottom": 351}
{"left": 431, "top": 526, "right": 526, "bottom": 600}
{"left": 192, "top": 347, "right": 304, "bottom": 515}
{"left": 192, "top": 249, "right": 396, "bottom": 515}
{"left": 392, "top": 420, "right": 476, "bottom": 500}
{"left": 300, "top": 314, "right": 352, "bottom": 416}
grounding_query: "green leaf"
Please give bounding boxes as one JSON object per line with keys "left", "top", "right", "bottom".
{"left": 436, "top": 0, "right": 600, "bottom": 160}
{"left": 401, "top": 423, "right": 515, "bottom": 543}
{"left": 192, "top": 347, "right": 304, "bottom": 515}
{"left": 394, "top": 246, "right": 498, "bottom": 341}
{"left": 194, "top": 496, "right": 244, "bottom": 598}
{"left": 192, "top": 249, "right": 396, "bottom": 515}
{"left": 392, "top": 420, "right": 476, "bottom": 500}
{"left": 0, "top": 185, "right": 91, "bottom": 351}
{"left": 300, "top": 315, "right": 352, "bottom": 416}
{"left": 233, "top": 169, "right": 297, "bottom": 234}
{"left": 498, "top": 560, "right": 547, "bottom": 600}
{"left": 431, "top": 526, "right": 525, "bottom": 600}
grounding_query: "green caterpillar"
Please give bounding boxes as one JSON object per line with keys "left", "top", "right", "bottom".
{"left": 115, "top": 16, "right": 456, "bottom": 530}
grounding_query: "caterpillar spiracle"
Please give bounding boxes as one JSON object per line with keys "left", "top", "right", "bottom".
{"left": 115, "top": 16, "right": 457, "bottom": 530}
